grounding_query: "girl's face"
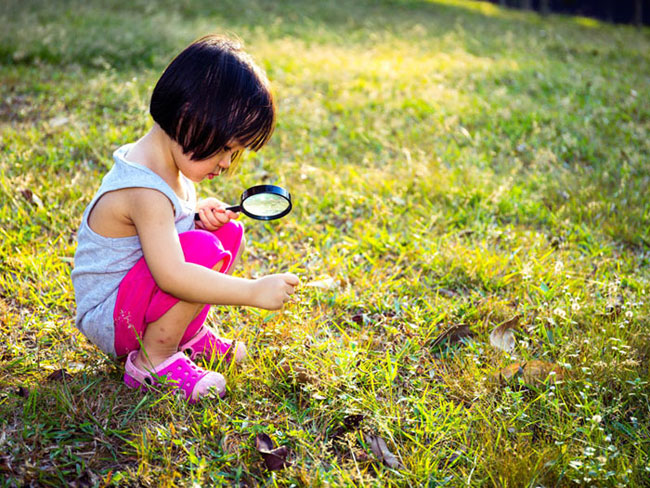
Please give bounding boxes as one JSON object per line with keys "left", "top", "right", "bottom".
{"left": 173, "top": 141, "right": 244, "bottom": 182}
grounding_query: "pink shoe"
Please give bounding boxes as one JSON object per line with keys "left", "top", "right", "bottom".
{"left": 123, "top": 351, "right": 226, "bottom": 403}
{"left": 179, "top": 326, "right": 246, "bottom": 363}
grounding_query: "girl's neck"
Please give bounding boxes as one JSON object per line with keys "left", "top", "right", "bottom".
{"left": 128, "top": 124, "right": 186, "bottom": 197}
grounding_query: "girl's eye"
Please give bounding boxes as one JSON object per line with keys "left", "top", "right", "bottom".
{"left": 223, "top": 146, "right": 232, "bottom": 152}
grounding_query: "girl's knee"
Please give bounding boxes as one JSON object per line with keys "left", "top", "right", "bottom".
{"left": 228, "top": 234, "right": 245, "bottom": 275}
{"left": 179, "top": 229, "right": 232, "bottom": 271}
{"left": 212, "top": 258, "right": 228, "bottom": 272}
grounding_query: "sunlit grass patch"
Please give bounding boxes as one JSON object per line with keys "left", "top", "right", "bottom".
{"left": 1, "top": 0, "right": 649, "bottom": 485}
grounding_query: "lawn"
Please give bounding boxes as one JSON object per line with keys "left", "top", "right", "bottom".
{"left": 1, "top": 0, "right": 649, "bottom": 486}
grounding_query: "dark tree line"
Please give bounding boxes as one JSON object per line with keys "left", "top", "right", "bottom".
{"left": 486, "top": 0, "right": 648, "bottom": 26}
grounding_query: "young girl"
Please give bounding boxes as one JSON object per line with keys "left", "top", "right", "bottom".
{"left": 71, "top": 35, "right": 299, "bottom": 403}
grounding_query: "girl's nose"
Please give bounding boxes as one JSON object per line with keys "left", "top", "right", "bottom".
{"left": 219, "top": 153, "right": 231, "bottom": 168}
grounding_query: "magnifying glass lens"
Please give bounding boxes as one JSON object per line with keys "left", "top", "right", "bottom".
{"left": 242, "top": 192, "right": 290, "bottom": 217}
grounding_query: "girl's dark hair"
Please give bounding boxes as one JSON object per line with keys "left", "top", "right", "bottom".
{"left": 150, "top": 35, "right": 275, "bottom": 165}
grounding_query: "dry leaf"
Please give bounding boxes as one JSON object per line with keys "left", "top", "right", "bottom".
{"left": 46, "top": 369, "right": 71, "bottom": 382}
{"left": 255, "top": 433, "right": 292, "bottom": 471}
{"left": 305, "top": 276, "right": 337, "bottom": 290}
{"left": 498, "top": 360, "right": 565, "bottom": 384}
{"left": 0, "top": 455, "right": 14, "bottom": 474}
{"left": 353, "top": 449, "right": 370, "bottom": 463}
{"left": 489, "top": 315, "right": 520, "bottom": 352}
{"left": 331, "top": 414, "right": 365, "bottom": 440}
{"left": 16, "top": 386, "right": 29, "bottom": 398}
{"left": 19, "top": 188, "right": 44, "bottom": 208}
{"left": 48, "top": 116, "right": 70, "bottom": 127}
{"left": 364, "top": 433, "right": 403, "bottom": 469}
{"left": 430, "top": 324, "right": 472, "bottom": 349}
{"left": 279, "top": 361, "right": 311, "bottom": 384}
{"left": 351, "top": 313, "right": 365, "bottom": 324}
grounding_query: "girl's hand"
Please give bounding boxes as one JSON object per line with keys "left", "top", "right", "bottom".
{"left": 196, "top": 197, "right": 239, "bottom": 231}
{"left": 250, "top": 273, "right": 299, "bottom": 310}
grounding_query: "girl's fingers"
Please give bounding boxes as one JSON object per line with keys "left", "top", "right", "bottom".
{"left": 283, "top": 273, "right": 300, "bottom": 286}
{"left": 214, "top": 210, "right": 230, "bottom": 225}
{"left": 198, "top": 206, "right": 237, "bottom": 230}
{"left": 200, "top": 208, "right": 221, "bottom": 228}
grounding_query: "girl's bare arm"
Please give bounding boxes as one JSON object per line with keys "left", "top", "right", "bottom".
{"left": 127, "top": 188, "right": 297, "bottom": 309}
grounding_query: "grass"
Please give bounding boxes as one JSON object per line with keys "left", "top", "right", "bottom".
{"left": 1, "top": 0, "right": 649, "bottom": 485}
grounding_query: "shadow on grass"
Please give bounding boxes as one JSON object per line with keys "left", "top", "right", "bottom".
{"left": 0, "top": 362, "right": 235, "bottom": 485}
{"left": 1, "top": 367, "right": 135, "bottom": 484}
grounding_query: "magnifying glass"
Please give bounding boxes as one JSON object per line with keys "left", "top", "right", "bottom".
{"left": 194, "top": 184, "right": 292, "bottom": 222}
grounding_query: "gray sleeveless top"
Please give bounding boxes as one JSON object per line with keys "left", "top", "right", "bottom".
{"left": 71, "top": 143, "right": 196, "bottom": 356}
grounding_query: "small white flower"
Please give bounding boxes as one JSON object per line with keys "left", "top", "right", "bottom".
{"left": 592, "top": 415, "right": 602, "bottom": 423}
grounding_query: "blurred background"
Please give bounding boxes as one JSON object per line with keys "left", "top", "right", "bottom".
{"left": 483, "top": 0, "right": 648, "bottom": 25}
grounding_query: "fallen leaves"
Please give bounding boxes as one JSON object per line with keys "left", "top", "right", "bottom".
{"left": 430, "top": 324, "right": 472, "bottom": 350}
{"left": 497, "top": 360, "right": 565, "bottom": 385}
{"left": 326, "top": 416, "right": 405, "bottom": 472}
{"left": 46, "top": 369, "right": 71, "bottom": 382}
{"left": 278, "top": 361, "right": 312, "bottom": 384}
{"left": 15, "top": 386, "right": 29, "bottom": 398}
{"left": 330, "top": 414, "right": 365, "bottom": 441}
{"left": 255, "top": 433, "right": 292, "bottom": 471}
{"left": 47, "top": 115, "right": 70, "bottom": 128}
{"left": 489, "top": 315, "right": 520, "bottom": 352}
{"left": 364, "top": 433, "right": 403, "bottom": 470}
{"left": 11, "top": 369, "right": 73, "bottom": 400}
{"left": 19, "top": 188, "right": 44, "bottom": 208}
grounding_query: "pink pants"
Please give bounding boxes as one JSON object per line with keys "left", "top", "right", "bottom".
{"left": 113, "top": 221, "right": 244, "bottom": 358}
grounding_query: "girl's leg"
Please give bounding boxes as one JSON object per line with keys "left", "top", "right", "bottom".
{"left": 226, "top": 234, "right": 245, "bottom": 276}
{"left": 134, "top": 253, "right": 234, "bottom": 370}
{"left": 176, "top": 232, "right": 248, "bottom": 363}
{"left": 114, "top": 223, "right": 245, "bottom": 358}
{"left": 117, "top": 224, "right": 246, "bottom": 402}
{"left": 133, "top": 300, "right": 205, "bottom": 370}
{"left": 115, "top": 223, "right": 246, "bottom": 362}
{"left": 134, "top": 239, "right": 247, "bottom": 369}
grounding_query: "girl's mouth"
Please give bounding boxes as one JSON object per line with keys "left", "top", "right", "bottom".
{"left": 207, "top": 168, "right": 223, "bottom": 180}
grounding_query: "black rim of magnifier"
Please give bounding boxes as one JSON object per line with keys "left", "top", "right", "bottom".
{"left": 235, "top": 184, "right": 292, "bottom": 221}
{"left": 193, "top": 184, "right": 292, "bottom": 222}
